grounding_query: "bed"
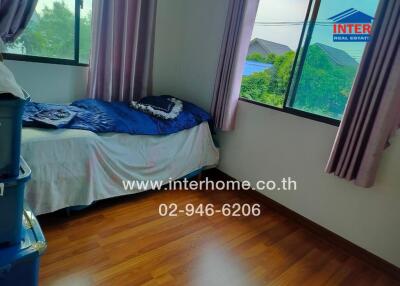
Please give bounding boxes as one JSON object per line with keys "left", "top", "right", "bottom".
{"left": 22, "top": 122, "right": 219, "bottom": 215}
{"left": 21, "top": 98, "right": 219, "bottom": 215}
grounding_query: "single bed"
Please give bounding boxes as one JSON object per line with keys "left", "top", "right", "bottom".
{"left": 21, "top": 122, "right": 219, "bottom": 215}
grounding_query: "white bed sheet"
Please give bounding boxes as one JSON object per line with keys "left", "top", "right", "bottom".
{"left": 21, "top": 122, "right": 219, "bottom": 215}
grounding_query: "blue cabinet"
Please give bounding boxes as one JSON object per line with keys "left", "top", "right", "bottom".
{"left": 0, "top": 209, "right": 46, "bottom": 286}
{"left": 0, "top": 97, "right": 26, "bottom": 179}
{"left": 0, "top": 158, "right": 31, "bottom": 246}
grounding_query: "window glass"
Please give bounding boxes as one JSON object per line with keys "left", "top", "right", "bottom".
{"left": 79, "top": 0, "right": 92, "bottom": 64}
{"left": 6, "top": 0, "right": 76, "bottom": 60}
{"left": 287, "top": 0, "right": 379, "bottom": 120}
{"left": 240, "top": 0, "right": 310, "bottom": 108}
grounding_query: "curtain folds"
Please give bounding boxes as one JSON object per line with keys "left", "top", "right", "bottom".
{"left": 326, "top": 0, "right": 400, "bottom": 187}
{"left": 87, "top": 0, "right": 157, "bottom": 102}
{"left": 0, "top": 0, "right": 38, "bottom": 43}
{"left": 211, "top": 0, "right": 260, "bottom": 131}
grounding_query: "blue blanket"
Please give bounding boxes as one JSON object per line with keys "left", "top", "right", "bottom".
{"left": 23, "top": 98, "right": 212, "bottom": 135}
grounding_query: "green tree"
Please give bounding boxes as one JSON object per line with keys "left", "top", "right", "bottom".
{"left": 13, "top": 1, "right": 91, "bottom": 62}
{"left": 247, "top": 52, "right": 267, "bottom": 63}
{"left": 293, "top": 45, "right": 357, "bottom": 118}
{"left": 79, "top": 11, "right": 92, "bottom": 63}
{"left": 268, "top": 51, "right": 295, "bottom": 96}
{"left": 246, "top": 52, "right": 277, "bottom": 64}
{"left": 241, "top": 51, "right": 295, "bottom": 107}
{"left": 241, "top": 45, "right": 357, "bottom": 117}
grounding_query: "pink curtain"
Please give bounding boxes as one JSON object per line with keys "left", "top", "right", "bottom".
{"left": 87, "top": 0, "right": 157, "bottom": 102}
{"left": 0, "top": 0, "right": 38, "bottom": 42}
{"left": 326, "top": 0, "right": 400, "bottom": 187}
{"left": 211, "top": 0, "right": 260, "bottom": 131}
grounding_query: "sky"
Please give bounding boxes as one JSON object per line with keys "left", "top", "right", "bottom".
{"left": 252, "top": 0, "right": 309, "bottom": 50}
{"left": 252, "top": 0, "right": 380, "bottom": 61}
{"left": 36, "top": 0, "right": 92, "bottom": 17}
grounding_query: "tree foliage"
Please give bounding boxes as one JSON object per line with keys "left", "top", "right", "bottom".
{"left": 246, "top": 52, "right": 277, "bottom": 64}
{"left": 79, "top": 12, "right": 92, "bottom": 63}
{"left": 241, "top": 51, "right": 295, "bottom": 107}
{"left": 11, "top": 1, "right": 91, "bottom": 63}
{"left": 293, "top": 45, "right": 357, "bottom": 118}
{"left": 241, "top": 45, "right": 358, "bottom": 119}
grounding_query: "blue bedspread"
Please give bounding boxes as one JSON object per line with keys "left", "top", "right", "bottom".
{"left": 23, "top": 98, "right": 212, "bottom": 135}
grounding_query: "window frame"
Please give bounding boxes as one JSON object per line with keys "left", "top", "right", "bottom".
{"left": 240, "top": 0, "right": 341, "bottom": 127}
{"left": 3, "top": 0, "right": 88, "bottom": 67}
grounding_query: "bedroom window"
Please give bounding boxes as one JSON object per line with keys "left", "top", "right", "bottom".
{"left": 240, "top": 0, "right": 379, "bottom": 125}
{"left": 240, "top": 0, "right": 310, "bottom": 108}
{"left": 3, "top": 0, "right": 92, "bottom": 66}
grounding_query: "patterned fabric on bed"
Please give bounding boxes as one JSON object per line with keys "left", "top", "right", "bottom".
{"left": 23, "top": 97, "right": 212, "bottom": 135}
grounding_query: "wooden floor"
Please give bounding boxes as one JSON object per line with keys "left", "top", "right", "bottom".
{"left": 38, "top": 175, "right": 400, "bottom": 286}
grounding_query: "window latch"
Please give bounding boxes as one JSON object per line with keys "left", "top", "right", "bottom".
{"left": 0, "top": 183, "right": 4, "bottom": 197}
{"left": 80, "top": 0, "right": 84, "bottom": 9}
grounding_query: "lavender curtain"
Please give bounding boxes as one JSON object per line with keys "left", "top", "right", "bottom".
{"left": 0, "top": 0, "right": 38, "bottom": 43}
{"left": 211, "top": 0, "right": 259, "bottom": 131}
{"left": 87, "top": 0, "right": 157, "bottom": 102}
{"left": 326, "top": 0, "right": 400, "bottom": 188}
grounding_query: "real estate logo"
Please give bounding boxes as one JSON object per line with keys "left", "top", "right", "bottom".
{"left": 328, "top": 8, "right": 374, "bottom": 42}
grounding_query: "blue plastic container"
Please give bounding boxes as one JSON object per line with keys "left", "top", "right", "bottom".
{"left": 0, "top": 157, "right": 31, "bottom": 246}
{"left": 0, "top": 96, "right": 27, "bottom": 179}
{"left": 0, "top": 208, "right": 46, "bottom": 286}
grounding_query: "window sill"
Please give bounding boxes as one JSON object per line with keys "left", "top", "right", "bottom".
{"left": 239, "top": 98, "right": 340, "bottom": 127}
{"left": 3, "top": 53, "right": 89, "bottom": 67}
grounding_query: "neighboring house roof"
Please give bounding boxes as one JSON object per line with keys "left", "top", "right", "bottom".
{"left": 328, "top": 8, "right": 374, "bottom": 23}
{"left": 250, "top": 38, "right": 292, "bottom": 55}
{"left": 243, "top": 61, "right": 273, "bottom": 76}
{"left": 315, "top": 43, "right": 358, "bottom": 67}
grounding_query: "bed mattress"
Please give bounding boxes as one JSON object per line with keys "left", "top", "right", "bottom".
{"left": 21, "top": 122, "right": 219, "bottom": 215}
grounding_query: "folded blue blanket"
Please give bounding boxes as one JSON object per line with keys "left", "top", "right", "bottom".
{"left": 23, "top": 97, "right": 212, "bottom": 135}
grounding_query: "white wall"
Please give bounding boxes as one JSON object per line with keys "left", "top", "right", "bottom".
{"left": 153, "top": 0, "right": 229, "bottom": 111}
{"left": 218, "top": 102, "right": 400, "bottom": 267}
{"left": 152, "top": 0, "right": 185, "bottom": 100}
{"left": 153, "top": 0, "right": 400, "bottom": 267}
{"left": 5, "top": 60, "right": 88, "bottom": 103}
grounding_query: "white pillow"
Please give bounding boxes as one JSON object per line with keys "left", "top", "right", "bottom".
{"left": 0, "top": 61, "right": 27, "bottom": 100}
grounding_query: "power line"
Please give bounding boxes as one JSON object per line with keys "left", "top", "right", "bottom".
{"left": 254, "top": 20, "right": 334, "bottom": 22}
{"left": 254, "top": 21, "right": 337, "bottom": 26}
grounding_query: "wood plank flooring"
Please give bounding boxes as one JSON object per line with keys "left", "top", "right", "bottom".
{"left": 38, "top": 173, "right": 400, "bottom": 286}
